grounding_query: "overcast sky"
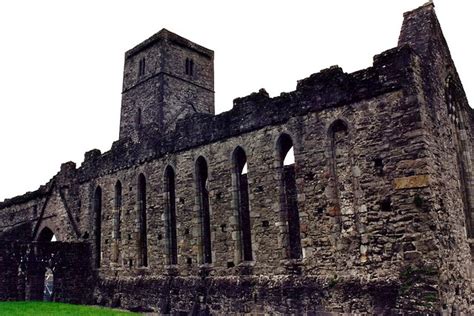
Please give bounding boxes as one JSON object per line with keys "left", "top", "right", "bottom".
{"left": 0, "top": 0, "right": 472, "bottom": 201}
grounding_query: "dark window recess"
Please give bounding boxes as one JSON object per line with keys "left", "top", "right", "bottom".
{"left": 184, "top": 228, "right": 190, "bottom": 235}
{"left": 227, "top": 261, "right": 235, "bottom": 268}
{"left": 380, "top": 197, "right": 392, "bottom": 212}
{"left": 262, "top": 220, "right": 270, "bottom": 228}
{"left": 137, "top": 174, "right": 148, "bottom": 267}
{"left": 114, "top": 181, "right": 122, "bottom": 246}
{"left": 165, "top": 166, "right": 178, "bottom": 265}
{"left": 283, "top": 166, "right": 302, "bottom": 259}
{"left": 138, "top": 58, "right": 145, "bottom": 77}
{"left": 374, "top": 158, "right": 384, "bottom": 175}
{"left": 135, "top": 108, "right": 142, "bottom": 130}
{"left": 128, "top": 259, "right": 133, "bottom": 268}
{"left": 185, "top": 58, "right": 194, "bottom": 76}
{"left": 93, "top": 186, "right": 102, "bottom": 268}
{"left": 220, "top": 224, "right": 227, "bottom": 232}
{"left": 196, "top": 157, "right": 212, "bottom": 264}
{"left": 157, "top": 233, "right": 162, "bottom": 241}
{"left": 186, "top": 257, "right": 192, "bottom": 265}
{"left": 38, "top": 227, "right": 54, "bottom": 242}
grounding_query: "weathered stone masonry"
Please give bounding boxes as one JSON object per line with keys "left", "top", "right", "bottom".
{"left": 0, "top": 2, "right": 473, "bottom": 314}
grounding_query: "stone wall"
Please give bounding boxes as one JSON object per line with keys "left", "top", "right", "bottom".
{"left": 0, "top": 241, "right": 93, "bottom": 303}
{"left": 0, "top": 2, "right": 472, "bottom": 314}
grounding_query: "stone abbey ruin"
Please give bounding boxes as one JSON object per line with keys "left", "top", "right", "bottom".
{"left": 0, "top": 2, "right": 473, "bottom": 314}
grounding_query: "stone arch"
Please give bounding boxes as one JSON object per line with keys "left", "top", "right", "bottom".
{"left": 275, "top": 133, "right": 302, "bottom": 260}
{"left": 37, "top": 226, "right": 55, "bottom": 242}
{"left": 195, "top": 156, "right": 212, "bottom": 264}
{"left": 232, "top": 146, "right": 253, "bottom": 262}
{"left": 328, "top": 118, "right": 349, "bottom": 136}
{"left": 327, "top": 119, "right": 354, "bottom": 231}
{"left": 137, "top": 173, "right": 148, "bottom": 267}
{"left": 28, "top": 227, "right": 56, "bottom": 301}
{"left": 164, "top": 165, "right": 178, "bottom": 265}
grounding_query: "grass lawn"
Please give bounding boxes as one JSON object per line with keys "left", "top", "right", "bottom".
{"left": 0, "top": 301, "right": 139, "bottom": 315}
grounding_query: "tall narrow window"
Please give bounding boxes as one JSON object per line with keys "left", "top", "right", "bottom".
{"left": 113, "top": 181, "right": 122, "bottom": 263}
{"left": 185, "top": 58, "right": 194, "bottom": 76}
{"left": 232, "top": 147, "right": 253, "bottom": 261}
{"left": 94, "top": 186, "right": 102, "bottom": 268}
{"left": 138, "top": 58, "right": 145, "bottom": 77}
{"left": 164, "top": 166, "right": 178, "bottom": 265}
{"left": 196, "top": 156, "right": 212, "bottom": 264}
{"left": 135, "top": 108, "right": 142, "bottom": 130}
{"left": 277, "top": 134, "right": 301, "bottom": 260}
{"left": 328, "top": 120, "right": 350, "bottom": 222}
{"left": 446, "top": 78, "right": 474, "bottom": 237}
{"left": 185, "top": 58, "right": 190, "bottom": 75}
{"left": 137, "top": 174, "right": 148, "bottom": 267}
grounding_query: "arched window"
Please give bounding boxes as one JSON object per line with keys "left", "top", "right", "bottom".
{"left": 232, "top": 146, "right": 252, "bottom": 261}
{"left": 94, "top": 186, "right": 102, "bottom": 268}
{"left": 38, "top": 227, "right": 55, "bottom": 242}
{"left": 113, "top": 181, "right": 122, "bottom": 263}
{"left": 196, "top": 156, "right": 212, "bottom": 264}
{"left": 164, "top": 166, "right": 178, "bottom": 265}
{"left": 276, "top": 134, "right": 301, "bottom": 259}
{"left": 137, "top": 174, "right": 148, "bottom": 267}
{"left": 328, "top": 119, "right": 351, "bottom": 223}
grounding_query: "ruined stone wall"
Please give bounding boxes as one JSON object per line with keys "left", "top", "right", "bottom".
{"left": 0, "top": 241, "right": 93, "bottom": 304}
{"left": 0, "top": 3, "right": 473, "bottom": 314}
{"left": 0, "top": 190, "right": 47, "bottom": 241}
{"left": 398, "top": 3, "right": 473, "bottom": 312}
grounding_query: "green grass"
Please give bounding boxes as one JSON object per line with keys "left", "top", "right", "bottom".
{"left": 0, "top": 301, "right": 139, "bottom": 315}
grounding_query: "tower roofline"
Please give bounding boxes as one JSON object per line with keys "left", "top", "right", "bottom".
{"left": 125, "top": 28, "right": 214, "bottom": 60}
{"left": 402, "top": 0, "right": 434, "bottom": 18}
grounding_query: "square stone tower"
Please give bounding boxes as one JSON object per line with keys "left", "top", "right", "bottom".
{"left": 119, "top": 29, "right": 214, "bottom": 141}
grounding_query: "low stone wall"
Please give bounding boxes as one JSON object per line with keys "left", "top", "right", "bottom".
{"left": 95, "top": 274, "right": 402, "bottom": 314}
{"left": 0, "top": 241, "right": 93, "bottom": 304}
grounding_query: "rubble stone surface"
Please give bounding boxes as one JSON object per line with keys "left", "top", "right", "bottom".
{"left": 0, "top": 2, "right": 472, "bottom": 314}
